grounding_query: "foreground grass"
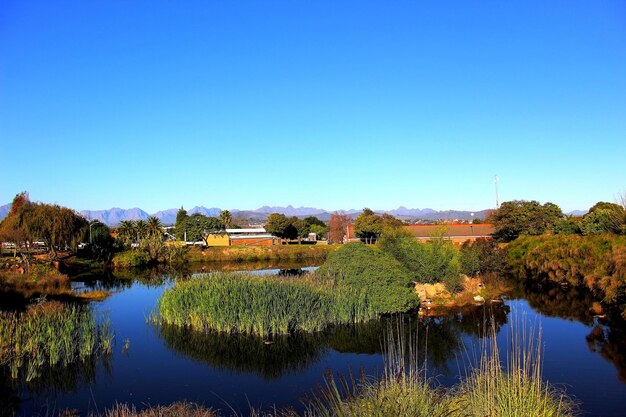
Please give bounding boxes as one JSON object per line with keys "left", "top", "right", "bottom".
{"left": 0, "top": 301, "right": 113, "bottom": 382}
{"left": 155, "top": 272, "right": 376, "bottom": 336}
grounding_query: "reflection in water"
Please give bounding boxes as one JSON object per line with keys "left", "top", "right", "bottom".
{"left": 586, "top": 323, "right": 626, "bottom": 383}
{"left": 19, "top": 354, "right": 111, "bottom": 395}
{"left": 514, "top": 281, "right": 598, "bottom": 324}
{"left": 0, "top": 370, "right": 20, "bottom": 417}
{"left": 156, "top": 303, "right": 511, "bottom": 379}
{"left": 156, "top": 323, "right": 326, "bottom": 379}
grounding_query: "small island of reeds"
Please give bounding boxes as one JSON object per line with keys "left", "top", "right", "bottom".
{"left": 155, "top": 272, "right": 377, "bottom": 336}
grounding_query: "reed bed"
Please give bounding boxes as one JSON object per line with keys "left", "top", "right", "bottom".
{"left": 299, "top": 318, "right": 577, "bottom": 417}
{"left": 0, "top": 301, "right": 113, "bottom": 382}
{"left": 155, "top": 272, "right": 377, "bottom": 336}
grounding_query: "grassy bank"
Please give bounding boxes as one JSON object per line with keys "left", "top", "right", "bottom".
{"left": 185, "top": 244, "right": 338, "bottom": 263}
{"left": 0, "top": 301, "right": 113, "bottom": 381}
{"left": 507, "top": 234, "right": 626, "bottom": 315}
{"left": 155, "top": 272, "right": 375, "bottom": 336}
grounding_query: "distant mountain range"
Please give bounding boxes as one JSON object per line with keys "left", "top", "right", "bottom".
{"left": 0, "top": 203, "right": 10, "bottom": 220}
{"left": 0, "top": 202, "right": 588, "bottom": 226}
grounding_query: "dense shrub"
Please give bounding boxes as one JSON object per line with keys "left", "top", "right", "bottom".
{"left": 506, "top": 235, "right": 626, "bottom": 310}
{"left": 111, "top": 250, "right": 151, "bottom": 269}
{"left": 459, "top": 238, "right": 507, "bottom": 277}
{"left": 378, "top": 231, "right": 461, "bottom": 291}
{"left": 315, "top": 243, "right": 419, "bottom": 313}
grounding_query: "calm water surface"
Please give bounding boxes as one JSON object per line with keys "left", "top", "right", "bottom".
{"left": 2, "top": 262, "right": 626, "bottom": 417}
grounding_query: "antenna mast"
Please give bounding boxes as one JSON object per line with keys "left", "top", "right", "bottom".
{"left": 494, "top": 175, "right": 500, "bottom": 209}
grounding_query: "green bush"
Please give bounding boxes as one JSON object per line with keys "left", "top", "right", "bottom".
{"left": 316, "top": 243, "right": 419, "bottom": 313}
{"left": 111, "top": 250, "right": 151, "bottom": 269}
{"left": 459, "top": 238, "right": 507, "bottom": 277}
{"left": 378, "top": 232, "right": 461, "bottom": 291}
{"left": 506, "top": 234, "right": 626, "bottom": 306}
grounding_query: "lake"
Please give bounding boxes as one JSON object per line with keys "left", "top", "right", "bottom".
{"left": 2, "top": 261, "right": 626, "bottom": 417}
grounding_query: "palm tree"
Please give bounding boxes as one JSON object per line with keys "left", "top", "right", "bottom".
{"left": 220, "top": 210, "right": 232, "bottom": 229}
{"left": 146, "top": 216, "right": 163, "bottom": 239}
{"left": 117, "top": 220, "right": 135, "bottom": 247}
{"left": 134, "top": 219, "right": 148, "bottom": 241}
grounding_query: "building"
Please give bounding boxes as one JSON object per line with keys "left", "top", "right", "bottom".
{"left": 204, "top": 228, "right": 278, "bottom": 247}
{"left": 346, "top": 223, "right": 495, "bottom": 244}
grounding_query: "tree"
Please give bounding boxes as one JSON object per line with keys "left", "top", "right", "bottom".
{"left": 490, "top": 200, "right": 564, "bottom": 242}
{"left": 309, "top": 224, "right": 327, "bottom": 240}
{"left": 581, "top": 201, "right": 625, "bottom": 235}
{"left": 133, "top": 220, "right": 148, "bottom": 241}
{"left": 219, "top": 210, "right": 233, "bottom": 229}
{"left": 292, "top": 217, "right": 310, "bottom": 240}
{"left": 117, "top": 220, "right": 136, "bottom": 246}
{"left": 88, "top": 221, "right": 115, "bottom": 265}
{"left": 0, "top": 192, "right": 31, "bottom": 258}
{"left": 184, "top": 213, "right": 224, "bottom": 242}
{"left": 265, "top": 213, "right": 297, "bottom": 240}
{"left": 175, "top": 207, "right": 189, "bottom": 240}
{"left": 19, "top": 203, "right": 88, "bottom": 258}
{"left": 146, "top": 216, "right": 163, "bottom": 239}
{"left": 328, "top": 213, "right": 351, "bottom": 244}
{"left": 303, "top": 216, "right": 326, "bottom": 228}
{"left": 380, "top": 213, "right": 403, "bottom": 228}
{"left": 353, "top": 208, "right": 383, "bottom": 244}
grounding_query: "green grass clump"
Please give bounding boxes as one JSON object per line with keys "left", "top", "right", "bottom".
{"left": 112, "top": 250, "right": 152, "bottom": 269}
{"left": 300, "top": 321, "right": 576, "bottom": 417}
{"left": 0, "top": 301, "right": 113, "bottom": 381}
{"left": 156, "top": 272, "right": 376, "bottom": 336}
{"left": 315, "top": 243, "right": 420, "bottom": 313}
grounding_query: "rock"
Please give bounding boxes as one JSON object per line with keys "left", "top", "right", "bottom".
{"left": 473, "top": 295, "right": 485, "bottom": 303}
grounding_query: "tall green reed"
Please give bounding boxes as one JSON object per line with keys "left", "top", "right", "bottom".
{"left": 0, "top": 301, "right": 113, "bottom": 382}
{"left": 154, "top": 272, "right": 377, "bottom": 336}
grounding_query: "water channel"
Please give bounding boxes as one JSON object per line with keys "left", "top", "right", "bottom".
{"left": 2, "top": 261, "right": 626, "bottom": 416}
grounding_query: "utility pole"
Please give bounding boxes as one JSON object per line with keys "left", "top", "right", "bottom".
{"left": 494, "top": 175, "right": 500, "bottom": 209}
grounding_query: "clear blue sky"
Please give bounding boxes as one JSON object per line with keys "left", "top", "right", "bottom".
{"left": 1, "top": 0, "right": 625, "bottom": 213}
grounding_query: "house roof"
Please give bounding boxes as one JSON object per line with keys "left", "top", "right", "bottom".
{"left": 403, "top": 223, "right": 494, "bottom": 238}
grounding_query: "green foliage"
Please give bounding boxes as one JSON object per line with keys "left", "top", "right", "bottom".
{"left": 353, "top": 208, "right": 383, "bottom": 243}
{"left": 0, "top": 301, "right": 112, "bottom": 381}
{"left": 580, "top": 203, "right": 625, "bottom": 235}
{"left": 506, "top": 234, "right": 626, "bottom": 306}
{"left": 553, "top": 217, "right": 582, "bottom": 235}
{"left": 18, "top": 202, "right": 88, "bottom": 257}
{"left": 175, "top": 207, "right": 188, "bottom": 240}
{"left": 111, "top": 250, "right": 152, "bottom": 269}
{"left": 183, "top": 213, "right": 224, "bottom": 242}
{"left": 490, "top": 200, "right": 564, "bottom": 242}
{"left": 292, "top": 217, "right": 311, "bottom": 238}
{"left": 377, "top": 230, "right": 462, "bottom": 291}
{"left": 459, "top": 238, "right": 507, "bottom": 277}
{"left": 219, "top": 210, "right": 232, "bottom": 229}
{"left": 309, "top": 224, "right": 327, "bottom": 240}
{"left": 265, "top": 213, "right": 298, "bottom": 239}
{"left": 146, "top": 216, "right": 162, "bottom": 238}
{"left": 316, "top": 243, "right": 419, "bottom": 313}
{"left": 304, "top": 216, "right": 326, "bottom": 228}
{"left": 155, "top": 272, "right": 376, "bottom": 336}
{"left": 88, "top": 221, "right": 116, "bottom": 263}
